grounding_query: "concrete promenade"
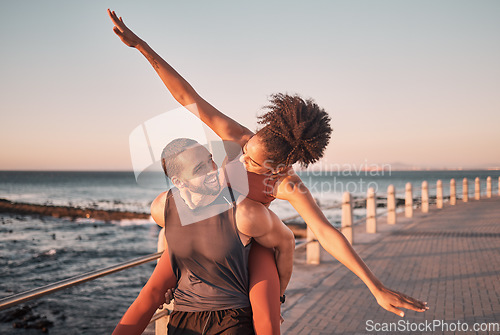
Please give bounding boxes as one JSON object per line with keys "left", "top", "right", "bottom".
{"left": 282, "top": 196, "right": 500, "bottom": 334}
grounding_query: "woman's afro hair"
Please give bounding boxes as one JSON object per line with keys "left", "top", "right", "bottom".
{"left": 256, "top": 93, "right": 332, "bottom": 168}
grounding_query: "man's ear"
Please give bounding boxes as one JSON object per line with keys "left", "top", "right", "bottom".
{"left": 171, "top": 176, "right": 184, "bottom": 188}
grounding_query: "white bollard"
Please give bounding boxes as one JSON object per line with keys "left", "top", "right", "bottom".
{"left": 463, "top": 178, "right": 468, "bottom": 202}
{"left": 405, "top": 183, "right": 413, "bottom": 218}
{"left": 387, "top": 185, "right": 396, "bottom": 225}
{"left": 475, "top": 177, "right": 480, "bottom": 200}
{"left": 486, "top": 176, "right": 492, "bottom": 198}
{"left": 306, "top": 226, "right": 320, "bottom": 265}
{"left": 436, "top": 180, "right": 443, "bottom": 209}
{"left": 450, "top": 179, "right": 456, "bottom": 205}
{"left": 341, "top": 192, "right": 353, "bottom": 244}
{"left": 421, "top": 181, "right": 429, "bottom": 213}
{"left": 366, "top": 187, "right": 377, "bottom": 233}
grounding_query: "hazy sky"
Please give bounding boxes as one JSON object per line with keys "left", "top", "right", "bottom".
{"left": 1, "top": 0, "right": 499, "bottom": 171}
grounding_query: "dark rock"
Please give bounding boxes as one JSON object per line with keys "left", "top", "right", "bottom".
{"left": 1, "top": 305, "right": 54, "bottom": 332}
{"left": 0, "top": 198, "right": 149, "bottom": 221}
{"left": 0, "top": 305, "right": 32, "bottom": 322}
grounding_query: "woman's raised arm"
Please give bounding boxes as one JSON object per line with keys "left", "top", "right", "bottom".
{"left": 108, "top": 9, "right": 253, "bottom": 146}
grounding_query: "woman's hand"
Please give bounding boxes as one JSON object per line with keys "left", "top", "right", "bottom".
{"left": 108, "top": 9, "right": 144, "bottom": 48}
{"left": 374, "top": 285, "right": 428, "bottom": 317}
{"left": 158, "top": 288, "right": 175, "bottom": 309}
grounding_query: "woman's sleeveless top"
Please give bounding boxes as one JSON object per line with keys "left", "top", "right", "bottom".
{"left": 245, "top": 169, "right": 290, "bottom": 206}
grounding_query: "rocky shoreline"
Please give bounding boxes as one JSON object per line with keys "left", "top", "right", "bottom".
{"left": 0, "top": 198, "right": 150, "bottom": 222}
{"left": 2, "top": 196, "right": 427, "bottom": 238}
{"left": 0, "top": 198, "right": 312, "bottom": 238}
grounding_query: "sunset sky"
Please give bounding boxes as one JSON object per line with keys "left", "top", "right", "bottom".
{"left": 1, "top": 1, "right": 499, "bottom": 171}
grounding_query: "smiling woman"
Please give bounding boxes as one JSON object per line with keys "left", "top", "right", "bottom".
{"left": 108, "top": 7, "right": 428, "bottom": 335}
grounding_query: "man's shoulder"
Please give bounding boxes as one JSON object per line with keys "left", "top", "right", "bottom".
{"left": 152, "top": 190, "right": 172, "bottom": 206}
{"left": 151, "top": 190, "right": 175, "bottom": 227}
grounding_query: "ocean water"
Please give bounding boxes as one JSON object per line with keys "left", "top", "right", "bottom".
{"left": 0, "top": 171, "right": 159, "bottom": 215}
{"left": 0, "top": 169, "right": 499, "bottom": 334}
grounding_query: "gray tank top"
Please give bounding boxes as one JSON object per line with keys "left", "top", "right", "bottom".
{"left": 164, "top": 187, "right": 252, "bottom": 312}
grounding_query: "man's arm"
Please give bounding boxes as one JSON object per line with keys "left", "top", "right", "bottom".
{"left": 113, "top": 193, "right": 176, "bottom": 334}
{"left": 108, "top": 9, "right": 253, "bottom": 146}
{"left": 235, "top": 198, "right": 295, "bottom": 297}
{"left": 276, "top": 173, "right": 428, "bottom": 317}
{"left": 112, "top": 249, "right": 177, "bottom": 335}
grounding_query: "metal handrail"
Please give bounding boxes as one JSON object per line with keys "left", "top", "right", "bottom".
{"left": 0, "top": 225, "right": 318, "bottom": 313}
{"left": 351, "top": 179, "right": 498, "bottom": 198}
{"left": 351, "top": 209, "right": 390, "bottom": 227}
{"left": 294, "top": 239, "right": 314, "bottom": 250}
{"left": 320, "top": 203, "right": 343, "bottom": 210}
{"left": 0, "top": 251, "right": 163, "bottom": 311}
{"left": 150, "top": 309, "right": 171, "bottom": 323}
{"left": 279, "top": 202, "right": 343, "bottom": 223}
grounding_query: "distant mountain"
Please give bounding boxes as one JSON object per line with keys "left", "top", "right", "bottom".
{"left": 388, "top": 162, "right": 500, "bottom": 171}
{"left": 296, "top": 161, "right": 500, "bottom": 172}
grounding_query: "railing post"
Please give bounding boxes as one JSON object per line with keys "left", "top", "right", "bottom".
{"left": 450, "top": 178, "right": 456, "bottom": 205}
{"left": 405, "top": 183, "right": 413, "bottom": 218}
{"left": 463, "top": 178, "right": 468, "bottom": 202}
{"left": 156, "top": 228, "right": 169, "bottom": 335}
{"left": 421, "top": 181, "right": 429, "bottom": 213}
{"left": 366, "top": 187, "right": 377, "bottom": 233}
{"left": 341, "top": 192, "right": 353, "bottom": 245}
{"left": 306, "top": 226, "right": 320, "bottom": 265}
{"left": 475, "top": 177, "right": 480, "bottom": 200}
{"left": 387, "top": 185, "right": 396, "bottom": 225}
{"left": 436, "top": 180, "right": 443, "bottom": 209}
{"left": 486, "top": 176, "right": 492, "bottom": 198}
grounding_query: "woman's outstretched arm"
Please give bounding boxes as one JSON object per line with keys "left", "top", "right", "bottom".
{"left": 276, "top": 173, "right": 429, "bottom": 318}
{"left": 108, "top": 9, "right": 253, "bottom": 146}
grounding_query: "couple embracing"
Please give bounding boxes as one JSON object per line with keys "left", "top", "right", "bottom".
{"left": 108, "top": 9, "right": 427, "bottom": 335}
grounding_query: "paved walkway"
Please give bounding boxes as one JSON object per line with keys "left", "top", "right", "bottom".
{"left": 282, "top": 196, "right": 500, "bottom": 334}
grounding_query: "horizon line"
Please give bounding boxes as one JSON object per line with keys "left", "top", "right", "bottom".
{"left": 1, "top": 168, "right": 499, "bottom": 173}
